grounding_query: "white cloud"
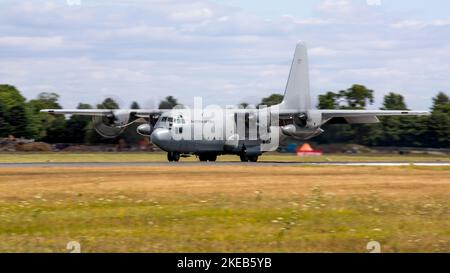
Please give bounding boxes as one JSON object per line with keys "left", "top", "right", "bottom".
{"left": 0, "top": 36, "right": 64, "bottom": 49}
{"left": 310, "top": 47, "right": 339, "bottom": 57}
{"left": 316, "top": 0, "right": 353, "bottom": 14}
{"left": 281, "top": 15, "right": 329, "bottom": 26}
{"left": 391, "top": 19, "right": 450, "bottom": 29}
{"left": 169, "top": 8, "right": 214, "bottom": 22}
{"left": 432, "top": 19, "right": 450, "bottom": 26}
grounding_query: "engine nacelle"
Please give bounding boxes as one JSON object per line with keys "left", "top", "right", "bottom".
{"left": 280, "top": 110, "right": 324, "bottom": 140}
{"left": 137, "top": 124, "right": 153, "bottom": 136}
{"left": 281, "top": 124, "right": 324, "bottom": 140}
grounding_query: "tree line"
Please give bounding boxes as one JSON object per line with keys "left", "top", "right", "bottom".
{"left": 0, "top": 84, "right": 449, "bottom": 148}
{"left": 314, "top": 85, "right": 449, "bottom": 148}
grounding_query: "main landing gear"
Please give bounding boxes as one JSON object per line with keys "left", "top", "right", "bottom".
{"left": 240, "top": 154, "right": 259, "bottom": 162}
{"left": 167, "top": 152, "right": 180, "bottom": 162}
{"left": 198, "top": 154, "right": 217, "bottom": 162}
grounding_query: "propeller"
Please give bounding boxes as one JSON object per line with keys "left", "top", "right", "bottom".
{"left": 91, "top": 110, "right": 134, "bottom": 138}
{"left": 91, "top": 95, "right": 140, "bottom": 138}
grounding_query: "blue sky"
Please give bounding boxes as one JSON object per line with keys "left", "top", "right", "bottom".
{"left": 0, "top": 0, "right": 449, "bottom": 109}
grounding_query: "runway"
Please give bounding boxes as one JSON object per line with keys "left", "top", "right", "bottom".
{"left": 1, "top": 161, "right": 450, "bottom": 167}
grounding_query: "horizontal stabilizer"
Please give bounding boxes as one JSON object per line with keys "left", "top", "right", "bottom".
{"left": 318, "top": 110, "right": 430, "bottom": 125}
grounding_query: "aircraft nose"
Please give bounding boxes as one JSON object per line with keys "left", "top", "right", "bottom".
{"left": 151, "top": 128, "right": 172, "bottom": 150}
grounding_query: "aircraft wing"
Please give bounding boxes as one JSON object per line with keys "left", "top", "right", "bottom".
{"left": 40, "top": 109, "right": 166, "bottom": 118}
{"left": 319, "top": 110, "right": 430, "bottom": 124}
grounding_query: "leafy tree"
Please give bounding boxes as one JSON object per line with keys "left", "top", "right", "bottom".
{"left": 377, "top": 92, "right": 410, "bottom": 146}
{"left": 400, "top": 115, "right": 429, "bottom": 147}
{"left": 339, "top": 84, "right": 374, "bottom": 109}
{"left": 27, "top": 92, "right": 64, "bottom": 141}
{"left": 259, "top": 94, "right": 283, "bottom": 107}
{"left": 64, "top": 103, "right": 93, "bottom": 143}
{"left": 427, "top": 92, "right": 450, "bottom": 148}
{"left": 382, "top": 92, "right": 408, "bottom": 110}
{"left": 0, "top": 84, "right": 26, "bottom": 108}
{"left": 0, "top": 85, "right": 35, "bottom": 138}
{"left": 239, "top": 102, "right": 249, "bottom": 108}
{"left": 318, "top": 85, "right": 374, "bottom": 110}
{"left": 159, "top": 96, "right": 181, "bottom": 109}
{"left": 0, "top": 101, "right": 10, "bottom": 136}
{"left": 7, "top": 105, "right": 30, "bottom": 138}
{"left": 380, "top": 92, "right": 432, "bottom": 147}
{"left": 428, "top": 111, "right": 450, "bottom": 148}
{"left": 28, "top": 92, "right": 61, "bottom": 110}
{"left": 45, "top": 116, "right": 67, "bottom": 143}
{"left": 432, "top": 92, "right": 449, "bottom": 111}
{"left": 130, "top": 101, "right": 141, "bottom": 109}
{"left": 318, "top": 92, "right": 339, "bottom": 109}
{"left": 98, "top": 98, "right": 120, "bottom": 109}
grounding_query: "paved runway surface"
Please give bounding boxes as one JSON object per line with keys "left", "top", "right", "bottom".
{"left": 1, "top": 162, "right": 450, "bottom": 167}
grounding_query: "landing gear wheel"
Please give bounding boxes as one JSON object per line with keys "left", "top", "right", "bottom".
{"left": 208, "top": 154, "right": 217, "bottom": 162}
{"left": 199, "top": 154, "right": 217, "bottom": 162}
{"left": 248, "top": 155, "right": 259, "bottom": 162}
{"left": 240, "top": 154, "right": 258, "bottom": 162}
{"left": 240, "top": 154, "right": 249, "bottom": 162}
{"left": 167, "top": 152, "right": 180, "bottom": 162}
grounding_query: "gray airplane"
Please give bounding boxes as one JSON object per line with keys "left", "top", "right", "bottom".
{"left": 42, "top": 42, "right": 429, "bottom": 162}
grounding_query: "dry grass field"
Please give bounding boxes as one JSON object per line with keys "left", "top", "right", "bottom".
{"left": 0, "top": 163, "right": 449, "bottom": 253}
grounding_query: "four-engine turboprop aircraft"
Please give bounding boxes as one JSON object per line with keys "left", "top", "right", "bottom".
{"left": 41, "top": 42, "right": 429, "bottom": 162}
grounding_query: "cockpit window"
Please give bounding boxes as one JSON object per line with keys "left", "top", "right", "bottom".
{"left": 155, "top": 115, "right": 185, "bottom": 129}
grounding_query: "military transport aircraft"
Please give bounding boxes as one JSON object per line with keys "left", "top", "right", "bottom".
{"left": 41, "top": 42, "right": 429, "bottom": 162}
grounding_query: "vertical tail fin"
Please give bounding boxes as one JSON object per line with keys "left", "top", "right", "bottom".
{"left": 279, "top": 42, "right": 311, "bottom": 111}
